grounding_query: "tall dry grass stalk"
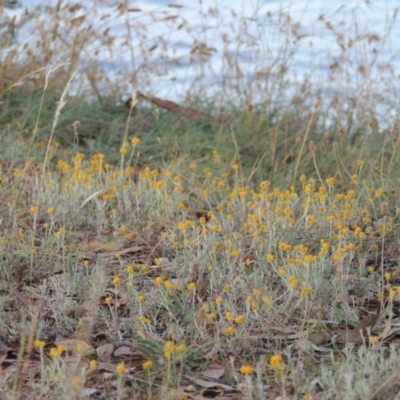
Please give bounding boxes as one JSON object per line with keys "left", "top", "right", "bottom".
{"left": 41, "top": 67, "right": 76, "bottom": 177}
{"left": 1, "top": 2, "right": 399, "bottom": 131}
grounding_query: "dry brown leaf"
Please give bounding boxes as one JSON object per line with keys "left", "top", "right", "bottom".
{"left": 98, "top": 245, "right": 143, "bottom": 257}
{"left": 335, "top": 330, "right": 364, "bottom": 344}
{"left": 184, "top": 375, "right": 235, "bottom": 391}
{"left": 113, "top": 346, "right": 134, "bottom": 357}
{"left": 77, "top": 240, "right": 124, "bottom": 252}
{"left": 65, "top": 305, "right": 89, "bottom": 318}
{"left": 124, "top": 232, "right": 138, "bottom": 241}
{"left": 335, "top": 314, "right": 379, "bottom": 344}
{"left": 97, "top": 362, "right": 117, "bottom": 372}
{"left": 55, "top": 338, "right": 92, "bottom": 354}
{"left": 199, "top": 366, "right": 225, "bottom": 380}
{"left": 352, "top": 313, "right": 379, "bottom": 336}
{"left": 97, "top": 343, "right": 115, "bottom": 361}
{"left": 309, "top": 332, "right": 331, "bottom": 345}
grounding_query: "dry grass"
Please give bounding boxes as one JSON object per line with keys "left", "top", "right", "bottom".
{"left": 2, "top": 1, "right": 400, "bottom": 399}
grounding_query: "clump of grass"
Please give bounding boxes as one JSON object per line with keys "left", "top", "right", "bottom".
{"left": 2, "top": 1, "right": 400, "bottom": 399}
{"left": 1, "top": 116, "right": 400, "bottom": 398}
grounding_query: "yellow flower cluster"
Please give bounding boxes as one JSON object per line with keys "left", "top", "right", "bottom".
{"left": 164, "top": 341, "right": 186, "bottom": 359}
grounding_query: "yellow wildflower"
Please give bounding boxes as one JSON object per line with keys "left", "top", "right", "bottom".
{"left": 234, "top": 314, "right": 245, "bottom": 324}
{"left": 142, "top": 360, "right": 153, "bottom": 370}
{"left": 224, "top": 326, "right": 237, "bottom": 335}
{"left": 131, "top": 137, "right": 141, "bottom": 146}
{"left": 34, "top": 339, "right": 46, "bottom": 348}
{"left": 300, "top": 285, "right": 312, "bottom": 297}
{"left": 155, "top": 276, "right": 163, "bottom": 285}
{"left": 369, "top": 336, "right": 379, "bottom": 344}
{"left": 116, "top": 363, "right": 126, "bottom": 373}
{"left": 269, "top": 354, "right": 285, "bottom": 371}
{"left": 113, "top": 276, "right": 121, "bottom": 285}
{"left": 239, "top": 365, "right": 253, "bottom": 374}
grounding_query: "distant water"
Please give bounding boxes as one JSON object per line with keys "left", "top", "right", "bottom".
{"left": 8, "top": 0, "right": 400, "bottom": 118}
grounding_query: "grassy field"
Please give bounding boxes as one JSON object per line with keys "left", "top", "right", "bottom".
{"left": 2, "top": 2, "right": 400, "bottom": 399}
